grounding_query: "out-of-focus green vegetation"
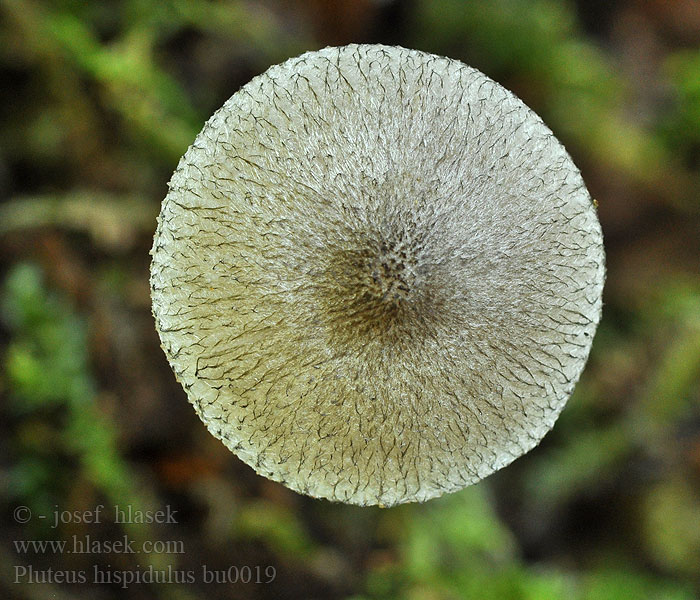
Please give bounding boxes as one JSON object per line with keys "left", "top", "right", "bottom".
{"left": 1, "top": 1, "right": 699, "bottom": 599}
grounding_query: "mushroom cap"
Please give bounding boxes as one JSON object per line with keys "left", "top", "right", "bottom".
{"left": 150, "top": 44, "right": 605, "bottom": 506}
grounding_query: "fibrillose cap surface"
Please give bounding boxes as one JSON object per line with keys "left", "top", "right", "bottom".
{"left": 150, "top": 44, "right": 605, "bottom": 506}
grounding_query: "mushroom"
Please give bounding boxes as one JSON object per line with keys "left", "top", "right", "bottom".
{"left": 150, "top": 44, "right": 605, "bottom": 506}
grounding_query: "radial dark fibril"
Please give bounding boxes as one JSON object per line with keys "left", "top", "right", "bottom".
{"left": 150, "top": 44, "right": 605, "bottom": 506}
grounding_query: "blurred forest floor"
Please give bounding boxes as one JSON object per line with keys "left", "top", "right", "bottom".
{"left": 1, "top": 1, "right": 700, "bottom": 599}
